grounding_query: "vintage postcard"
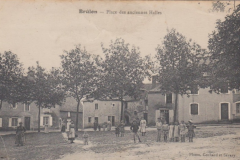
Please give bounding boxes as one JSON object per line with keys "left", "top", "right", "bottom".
{"left": 0, "top": 0, "right": 240, "bottom": 160}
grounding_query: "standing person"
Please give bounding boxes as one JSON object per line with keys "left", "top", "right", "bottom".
{"left": 156, "top": 118, "right": 162, "bottom": 142}
{"left": 179, "top": 121, "right": 186, "bottom": 142}
{"left": 162, "top": 121, "right": 169, "bottom": 142}
{"left": 119, "top": 120, "right": 125, "bottom": 137}
{"left": 169, "top": 122, "right": 174, "bottom": 142}
{"left": 130, "top": 120, "right": 141, "bottom": 143}
{"left": 68, "top": 121, "right": 75, "bottom": 143}
{"left": 115, "top": 125, "right": 120, "bottom": 137}
{"left": 61, "top": 119, "right": 66, "bottom": 132}
{"left": 140, "top": 117, "right": 147, "bottom": 136}
{"left": 83, "top": 131, "right": 89, "bottom": 145}
{"left": 98, "top": 124, "right": 101, "bottom": 131}
{"left": 187, "top": 120, "right": 196, "bottom": 142}
{"left": 107, "top": 120, "right": 112, "bottom": 131}
{"left": 102, "top": 122, "right": 107, "bottom": 131}
{"left": 93, "top": 120, "right": 98, "bottom": 131}
{"left": 174, "top": 121, "right": 180, "bottom": 142}
{"left": 15, "top": 122, "right": 26, "bottom": 146}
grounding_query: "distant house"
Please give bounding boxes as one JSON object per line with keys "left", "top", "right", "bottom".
{"left": 59, "top": 97, "right": 83, "bottom": 131}
{"left": 0, "top": 102, "right": 60, "bottom": 131}
{"left": 147, "top": 75, "right": 240, "bottom": 124}
{"left": 83, "top": 98, "right": 121, "bottom": 128}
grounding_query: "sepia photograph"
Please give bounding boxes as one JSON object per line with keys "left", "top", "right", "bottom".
{"left": 0, "top": 0, "right": 240, "bottom": 159}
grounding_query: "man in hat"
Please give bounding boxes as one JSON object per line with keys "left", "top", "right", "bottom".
{"left": 130, "top": 120, "right": 141, "bottom": 143}
{"left": 15, "top": 122, "right": 26, "bottom": 146}
{"left": 186, "top": 120, "right": 196, "bottom": 142}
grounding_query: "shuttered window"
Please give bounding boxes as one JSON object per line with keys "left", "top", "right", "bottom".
{"left": 12, "top": 118, "right": 18, "bottom": 126}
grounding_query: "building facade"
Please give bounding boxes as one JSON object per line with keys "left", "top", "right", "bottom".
{"left": 0, "top": 102, "right": 60, "bottom": 131}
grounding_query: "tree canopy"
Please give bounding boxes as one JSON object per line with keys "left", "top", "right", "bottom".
{"left": 156, "top": 29, "right": 206, "bottom": 121}
{"left": 208, "top": 5, "right": 240, "bottom": 91}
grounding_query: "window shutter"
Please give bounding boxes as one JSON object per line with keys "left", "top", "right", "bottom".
{"left": 18, "top": 118, "right": 22, "bottom": 123}
{"left": 49, "top": 116, "right": 53, "bottom": 126}
{"left": 0, "top": 118, "right": 2, "bottom": 127}
{"left": 9, "top": 118, "right": 12, "bottom": 127}
{"left": 40, "top": 116, "right": 43, "bottom": 126}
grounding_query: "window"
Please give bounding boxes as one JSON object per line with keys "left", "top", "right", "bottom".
{"left": 220, "top": 83, "right": 228, "bottom": 94}
{"left": 166, "top": 93, "right": 172, "bottom": 104}
{"left": 190, "top": 85, "right": 198, "bottom": 94}
{"left": 24, "top": 103, "right": 30, "bottom": 111}
{"left": 112, "top": 103, "right": 115, "bottom": 107}
{"left": 125, "top": 102, "right": 128, "bottom": 109}
{"left": 190, "top": 104, "right": 198, "bottom": 115}
{"left": 95, "top": 103, "right": 98, "bottom": 110}
{"left": 12, "top": 118, "right": 18, "bottom": 126}
{"left": 0, "top": 118, "right": 2, "bottom": 127}
{"left": 94, "top": 117, "right": 98, "bottom": 123}
{"left": 237, "top": 103, "right": 240, "bottom": 114}
{"left": 88, "top": 117, "right": 91, "bottom": 123}
{"left": 67, "top": 112, "right": 71, "bottom": 117}
{"left": 43, "top": 117, "right": 49, "bottom": 125}
{"left": 108, "top": 116, "right": 111, "bottom": 121}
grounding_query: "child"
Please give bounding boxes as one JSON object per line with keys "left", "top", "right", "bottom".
{"left": 140, "top": 117, "right": 147, "bottom": 136}
{"left": 156, "top": 118, "right": 162, "bottom": 142}
{"left": 130, "top": 120, "right": 141, "bottom": 143}
{"left": 98, "top": 124, "right": 101, "bottom": 131}
{"left": 102, "top": 122, "right": 107, "bottom": 131}
{"left": 162, "top": 121, "right": 169, "bottom": 142}
{"left": 83, "top": 131, "right": 89, "bottom": 145}
{"left": 115, "top": 125, "right": 120, "bottom": 137}
{"left": 187, "top": 120, "right": 196, "bottom": 142}
{"left": 119, "top": 120, "right": 125, "bottom": 137}
{"left": 174, "top": 121, "right": 180, "bottom": 142}
{"left": 179, "top": 121, "right": 186, "bottom": 142}
{"left": 169, "top": 122, "right": 174, "bottom": 142}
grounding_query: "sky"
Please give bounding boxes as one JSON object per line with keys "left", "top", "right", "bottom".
{"left": 0, "top": 0, "right": 237, "bottom": 72}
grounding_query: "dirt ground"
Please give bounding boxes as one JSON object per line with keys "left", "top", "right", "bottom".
{"left": 0, "top": 125, "right": 240, "bottom": 160}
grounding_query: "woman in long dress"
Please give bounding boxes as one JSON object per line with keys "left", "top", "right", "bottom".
{"left": 107, "top": 121, "right": 112, "bottom": 131}
{"left": 140, "top": 117, "right": 147, "bottom": 136}
{"left": 68, "top": 121, "right": 75, "bottom": 143}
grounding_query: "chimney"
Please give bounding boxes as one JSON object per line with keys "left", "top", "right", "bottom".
{"left": 152, "top": 74, "right": 157, "bottom": 89}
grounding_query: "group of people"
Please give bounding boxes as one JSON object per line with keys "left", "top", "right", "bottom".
{"left": 156, "top": 118, "right": 196, "bottom": 142}
{"left": 93, "top": 120, "right": 112, "bottom": 131}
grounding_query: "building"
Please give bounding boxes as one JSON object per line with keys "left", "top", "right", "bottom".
{"left": 83, "top": 98, "right": 121, "bottom": 128}
{"left": 0, "top": 97, "right": 84, "bottom": 131}
{"left": 0, "top": 102, "right": 60, "bottom": 131}
{"left": 147, "top": 75, "right": 240, "bottom": 124}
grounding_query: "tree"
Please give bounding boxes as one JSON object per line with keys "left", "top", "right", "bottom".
{"left": 0, "top": 51, "right": 24, "bottom": 109}
{"left": 100, "top": 38, "right": 148, "bottom": 120}
{"left": 156, "top": 29, "right": 206, "bottom": 122}
{"left": 28, "top": 62, "right": 65, "bottom": 132}
{"left": 208, "top": 5, "right": 240, "bottom": 92}
{"left": 60, "top": 45, "right": 99, "bottom": 131}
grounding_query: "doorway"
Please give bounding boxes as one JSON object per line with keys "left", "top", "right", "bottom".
{"left": 160, "top": 110, "right": 169, "bottom": 124}
{"left": 221, "top": 103, "right": 229, "bottom": 120}
{"left": 124, "top": 115, "right": 130, "bottom": 125}
{"left": 24, "top": 117, "right": 31, "bottom": 130}
{"left": 143, "top": 113, "right": 148, "bottom": 123}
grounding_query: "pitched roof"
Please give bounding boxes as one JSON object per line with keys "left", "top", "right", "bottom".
{"left": 59, "top": 97, "right": 83, "bottom": 112}
{"left": 148, "top": 85, "right": 162, "bottom": 93}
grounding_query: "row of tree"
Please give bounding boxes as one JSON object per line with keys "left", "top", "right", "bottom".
{"left": 0, "top": 5, "right": 239, "bottom": 131}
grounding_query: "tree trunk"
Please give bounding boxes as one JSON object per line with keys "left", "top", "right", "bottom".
{"left": 38, "top": 105, "right": 41, "bottom": 132}
{"left": 0, "top": 99, "right": 2, "bottom": 110}
{"left": 173, "top": 93, "right": 178, "bottom": 123}
{"left": 75, "top": 100, "right": 80, "bottom": 131}
{"left": 120, "top": 98, "right": 124, "bottom": 121}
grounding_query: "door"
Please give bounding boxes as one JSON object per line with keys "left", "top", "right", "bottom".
{"left": 221, "top": 103, "right": 229, "bottom": 120}
{"left": 124, "top": 115, "right": 130, "bottom": 125}
{"left": 143, "top": 113, "right": 148, "bottom": 123}
{"left": 94, "top": 117, "right": 98, "bottom": 123}
{"left": 24, "top": 117, "right": 30, "bottom": 130}
{"left": 112, "top": 116, "right": 115, "bottom": 126}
